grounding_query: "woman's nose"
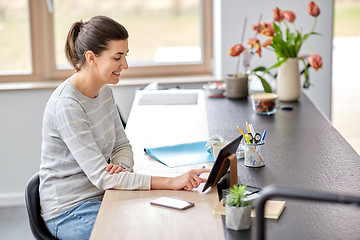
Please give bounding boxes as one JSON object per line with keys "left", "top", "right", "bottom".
{"left": 121, "top": 57, "right": 128, "bottom": 70}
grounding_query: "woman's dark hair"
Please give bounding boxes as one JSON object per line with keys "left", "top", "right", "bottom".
{"left": 65, "top": 15, "right": 129, "bottom": 71}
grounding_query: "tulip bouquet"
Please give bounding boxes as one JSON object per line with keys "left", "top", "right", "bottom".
{"left": 229, "top": 1, "right": 323, "bottom": 93}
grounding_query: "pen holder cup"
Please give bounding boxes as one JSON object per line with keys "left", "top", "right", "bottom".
{"left": 244, "top": 142, "right": 265, "bottom": 167}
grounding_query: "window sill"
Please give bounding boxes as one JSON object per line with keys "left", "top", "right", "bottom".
{"left": 0, "top": 75, "right": 220, "bottom": 91}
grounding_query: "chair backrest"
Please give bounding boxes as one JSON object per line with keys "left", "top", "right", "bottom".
{"left": 116, "top": 104, "right": 127, "bottom": 128}
{"left": 25, "top": 172, "right": 56, "bottom": 240}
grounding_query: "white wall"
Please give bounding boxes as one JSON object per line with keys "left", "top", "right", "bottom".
{"left": 0, "top": 90, "right": 50, "bottom": 206}
{"left": 213, "top": 0, "right": 334, "bottom": 119}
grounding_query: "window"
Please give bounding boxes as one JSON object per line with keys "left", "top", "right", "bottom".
{"left": 0, "top": 0, "right": 212, "bottom": 83}
{"left": 0, "top": 0, "right": 32, "bottom": 73}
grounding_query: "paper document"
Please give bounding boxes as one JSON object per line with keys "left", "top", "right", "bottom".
{"left": 144, "top": 141, "right": 214, "bottom": 167}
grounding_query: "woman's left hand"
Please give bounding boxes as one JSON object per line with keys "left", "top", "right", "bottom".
{"left": 105, "top": 163, "right": 127, "bottom": 175}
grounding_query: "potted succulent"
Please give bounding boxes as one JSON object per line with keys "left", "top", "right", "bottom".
{"left": 225, "top": 185, "right": 253, "bottom": 231}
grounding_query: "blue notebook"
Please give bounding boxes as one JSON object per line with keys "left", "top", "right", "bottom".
{"left": 144, "top": 141, "right": 215, "bottom": 167}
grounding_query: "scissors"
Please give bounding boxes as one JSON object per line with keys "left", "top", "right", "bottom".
{"left": 247, "top": 132, "right": 262, "bottom": 144}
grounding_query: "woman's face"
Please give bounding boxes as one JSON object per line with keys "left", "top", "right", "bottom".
{"left": 93, "top": 39, "right": 129, "bottom": 85}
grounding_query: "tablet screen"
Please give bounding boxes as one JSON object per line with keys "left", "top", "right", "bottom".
{"left": 202, "top": 135, "right": 242, "bottom": 192}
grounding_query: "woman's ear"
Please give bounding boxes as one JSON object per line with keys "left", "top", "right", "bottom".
{"left": 85, "top": 51, "right": 97, "bottom": 67}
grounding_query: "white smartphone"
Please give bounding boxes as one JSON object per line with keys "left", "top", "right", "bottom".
{"left": 150, "top": 197, "right": 194, "bottom": 210}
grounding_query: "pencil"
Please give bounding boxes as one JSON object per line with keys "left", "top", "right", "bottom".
{"left": 246, "top": 121, "right": 251, "bottom": 134}
{"left": 252, "top": 146, "right": 264, "bottom": 162}
{"left": 237, "top": 126, "right": 246, "bottom": 138}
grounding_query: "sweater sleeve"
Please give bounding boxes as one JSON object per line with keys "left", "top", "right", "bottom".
{"left": 54, "top": 97, "right": 151, "bottom": 190}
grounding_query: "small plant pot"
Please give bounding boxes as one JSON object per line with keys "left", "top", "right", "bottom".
{"left": 225, "top": 205, "right": 252, "bottom": 230}
{"left": 225, "top": 74, "right": 248, "bottom": 99}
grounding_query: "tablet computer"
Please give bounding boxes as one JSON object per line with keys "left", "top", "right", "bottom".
{"left": 202, "top": 135, "right": 242, "bottom": 192}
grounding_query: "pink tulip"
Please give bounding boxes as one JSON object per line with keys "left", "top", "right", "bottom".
{"left": 247, "top": 38, "right": 260, "bottom": 48}
{"left": 229, "top": 44, "right": 244, "bottom": 57}
{"left": 264, "top": 21, "right": 273, "bottom": 30}
{"left": 261, "top": 27, "right": 275, "bottom": 37}
{"left": 283, "top": 10, "right": 296, "bottom": 23}
{"left": 247, "top": 38, "right": 262, "bottom": 57}
{"left": 253, "top": 21, "right": 274, "bottom": 36}
{"left": 252, "top": 22, "right": 263, "bottom": 33}
{"left": 253, "top": 21, "right": 274, "bottom": 37}
{"left": 273, "top": 7, "right": 284, "bottom": 22}
{"left": 262, "top": 38, "right": 273, "bottom": 47}
{"left": 308, "top": 53, "right": 322, "bottom": 71}
{"left": 255, "top": 47, "right": 262, "bottom": 57}
{"left": 308, "top": 1, "right": 320, "bottom": 17}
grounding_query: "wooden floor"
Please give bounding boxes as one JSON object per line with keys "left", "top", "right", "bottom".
{"left": 0, "top": 38, "right": 359, "bottom": 240}
{"left": 331, "top": 37, "right": 360, "bottom": 155}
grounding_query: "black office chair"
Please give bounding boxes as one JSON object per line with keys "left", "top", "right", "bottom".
{"left": 25, "top": 172, "right": 56, "bottom": 240}
{"left": 116, "top": 104, "right": 127, "bottom": 129}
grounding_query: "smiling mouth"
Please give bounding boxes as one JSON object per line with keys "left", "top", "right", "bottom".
{"left": 112, "top": 71, "right": 121, "bottom": 77}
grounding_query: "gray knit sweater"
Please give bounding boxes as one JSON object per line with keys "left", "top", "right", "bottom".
{"left": 39, "top": 79, "right": 151, "bottom": 221}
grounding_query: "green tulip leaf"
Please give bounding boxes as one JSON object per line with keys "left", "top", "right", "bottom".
{"left": 301, "top": 58, "right": 309, "bottom": 84}
{"left": 254, "top": 73, "right": 273, "bottom": 93}
{"left": 251, "top": 66, "right": 267, "bottom": 72}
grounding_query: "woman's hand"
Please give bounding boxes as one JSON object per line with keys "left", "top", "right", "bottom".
{"left": 172, "top": 168, "right": 211, "bottom": 191}
{"left": 151, "top": 168, "right": 211, "bottom": 191}
{"left": 105, "top": 163, "right": 127, "bottom": 175}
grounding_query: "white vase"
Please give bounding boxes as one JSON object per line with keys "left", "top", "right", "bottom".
{"left": 225, "top": 205, "right": 252, "bottom": 231}
{"left": 276, "top": 58, "right": 301, "bottom": 102}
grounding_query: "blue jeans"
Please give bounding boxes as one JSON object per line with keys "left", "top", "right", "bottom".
{"left": 45, "top": 200, "right": 102, "bottom": 240}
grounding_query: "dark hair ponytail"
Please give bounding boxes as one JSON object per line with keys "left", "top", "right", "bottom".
{"left": 65, "top": 16, "right": 129, "bottom": 72}
{"left": 65, "top": 21, "right": 83, "bottom": 71}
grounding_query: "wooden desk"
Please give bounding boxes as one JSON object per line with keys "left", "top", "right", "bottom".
{"left": 90, "top": 189, "right": 222, "bottom": 240}
{"left": 90, "top": 90, "right": 224, "bottom": 240}
{"left": 206, "top": 92, "right": 360, "bottom": 240}
{"left": 91, "top": 90, "right": 360, "bottom": 240}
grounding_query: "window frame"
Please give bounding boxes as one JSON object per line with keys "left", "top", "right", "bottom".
{"left": 0, "top": 0, "right": 213, "bottom": 83}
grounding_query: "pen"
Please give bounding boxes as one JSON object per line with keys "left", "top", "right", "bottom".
{"left": 198, "top": 166, "right": 206, "bottom": 176}
{"left": 249, "top": 123, "right": 255, "bottom": 136}
{"left": 260, "top": 130, "right": 267, "bottom": 143}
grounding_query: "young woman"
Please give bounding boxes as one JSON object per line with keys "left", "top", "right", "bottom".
{"left": 39, "top": 15, "right": 209, "bottom": 240}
